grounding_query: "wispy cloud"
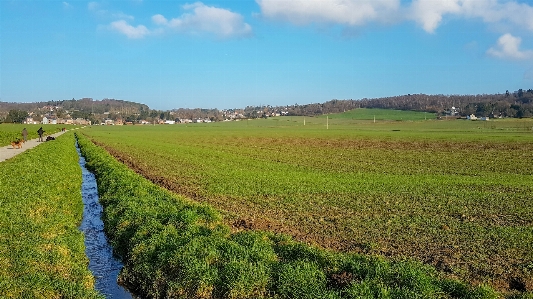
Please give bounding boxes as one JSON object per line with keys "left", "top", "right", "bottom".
{"left": 109, "top": 20, "right": 150, "bottom": 39}
{"left": 88, "top": 1, "right": 100, "bottom": 12}
{"left": 487, "top": 33, "right": 533, "bottom": 60}
{"left": 89, "top": 1, "right": 134, "bottom": 20}
{"left": 112, "top": 12, "right": 134, "bottom": 21}
{"left": 62, "top": 2, "right": 72, "bottom": 9}
{"left": 153, "top": 2, "right": 252, "bottom": 39}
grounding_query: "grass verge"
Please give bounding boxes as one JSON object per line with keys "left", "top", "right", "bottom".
{"left": 0, "top": 132, "right": 103, "bottom": 298}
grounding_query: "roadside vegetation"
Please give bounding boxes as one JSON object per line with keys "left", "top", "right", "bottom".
{"left": 0, "top": 124, "right": 66, "bottom": 146}
{"left": 81, "top": 111, "right": 533, "bottom": 297}
{"left": 76, "top": 132, "right": 499, "bottom": 299}
{"left": 0, "top": 132, "right": 103, "bottom": 298}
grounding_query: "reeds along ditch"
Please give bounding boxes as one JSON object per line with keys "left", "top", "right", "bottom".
{"left": 74, "top": 132, "right": 505, "bottom": 299}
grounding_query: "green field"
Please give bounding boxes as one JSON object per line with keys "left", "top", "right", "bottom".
{"left": 80, "top": 110, "right": 533, "bottom": 295}
{"left": 325, "top": 108, "right": 435, "bottom": 121}
{"left": 0, "top": 132, "right": 103, "bottom": 298}
{"left": 76, "top": 131, "right": 499, "bottom": 298}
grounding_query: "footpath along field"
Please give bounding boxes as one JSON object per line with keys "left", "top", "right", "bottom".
{"left": 0, "top": 131, "right": 103, "bottom": 298}
{"left": 0, "top": 124, "right": 66, "bottom": 145}
{"left": 81, "top": 110, "right": 533, "bottom": 296}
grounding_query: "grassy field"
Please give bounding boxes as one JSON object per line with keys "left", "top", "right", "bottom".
{"left": 77, "top": 132, "right": 497, "bottom": 299}
{"left": 81, "top": 110, "right": 533, "bottom": 296}
{"left": 0, "top": 132, "right": 103, "bottom": 298}
{"left": 325, "top": 108, "right": 435, "bottom": 121}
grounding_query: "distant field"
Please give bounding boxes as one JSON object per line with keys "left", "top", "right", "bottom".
{"left": 82, "top": 112, "right": 533, "bottom": 293}
{"left": 325, "top": 108, "right": 434, "bottom": 121}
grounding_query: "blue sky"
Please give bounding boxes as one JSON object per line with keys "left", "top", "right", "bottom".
{"left": 1, "top": 0, "right": 533, "bottom": 110}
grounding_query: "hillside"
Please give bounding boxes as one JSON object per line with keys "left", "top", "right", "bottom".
{"left": 0, "top": 98, "right": 150, "bottom": 123}
{"left": 1, "top": 89, "right": 532, "bottom": 123}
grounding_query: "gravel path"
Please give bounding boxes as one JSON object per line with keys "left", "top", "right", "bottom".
{"left": 0, "top": 131, "right": 68, "bottom": 163}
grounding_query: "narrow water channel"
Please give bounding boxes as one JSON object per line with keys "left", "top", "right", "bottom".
{"left": 76, "top": 143, "right": 134, "bottom": 299}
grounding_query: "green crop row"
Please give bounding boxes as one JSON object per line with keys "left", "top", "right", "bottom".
{"left": 76, "top": 132, "right": 500, "bottom": 299}
{"left": 0, "top": 132, "right": 103, "bottom": 298}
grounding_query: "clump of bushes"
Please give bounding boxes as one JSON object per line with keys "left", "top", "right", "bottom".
{"left": 77, "top": 133, "right": 500, "bottom": 299}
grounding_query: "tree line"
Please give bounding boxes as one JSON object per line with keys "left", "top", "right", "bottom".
{"left": 280, "top": 89, "right": 533, "bottom": 118}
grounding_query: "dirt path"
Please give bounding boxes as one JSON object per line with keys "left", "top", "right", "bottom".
{"left": 0, "top": 131, "right": 68, "bottom": 162}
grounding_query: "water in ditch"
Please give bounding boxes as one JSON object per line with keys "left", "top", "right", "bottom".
{"left": 77, "top": 143, "right": 134, "bottom": 299}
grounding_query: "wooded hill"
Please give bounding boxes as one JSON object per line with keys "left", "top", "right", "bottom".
{"left": 0, "top": 98, "right": 150, "bottom": 123}
{"left": 0, "top": 98, "right": 149, "bottom": 114}
{"left": 280, "top": 89, "right": 533, "bottom": 118}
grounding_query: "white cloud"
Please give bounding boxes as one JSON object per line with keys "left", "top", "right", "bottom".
{"left": 154, "top": 2, "right": 252, "bottom": 38}
{"left": 152, "top": 14, "right": 168, "bottom": 26}
{"left": 256, "top": 0, "right": 533, "bottom": 34}
{"left": 487, "top": 33, "right": 533, "bottom": 60}
{"left": 109, "top": 20, "right": 150, "bottom": 39}
{"left": 409, "top": 0, "right": 461, "bottom": 33}
{"left": 256, "top": 0, "right": 400, "bottom": 26}
{"left": 63, "top": 2, "right": 72, "bottom": 9}
{"left": 410, "top": 0, "right": 533, "bottom": 33}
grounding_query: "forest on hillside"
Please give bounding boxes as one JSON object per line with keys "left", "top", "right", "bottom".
{"left": 279, "top": 89, "right": 533, "bottom": 118}
{"left": 0, "top": 98, "right": 147, "bottom": 116}
{"left": 0, "top": 98, "right": 149, "bottom": 123}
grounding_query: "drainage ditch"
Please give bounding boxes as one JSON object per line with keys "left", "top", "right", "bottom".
{"left": 77, "top": 142, "right": 134, "bottom": 299}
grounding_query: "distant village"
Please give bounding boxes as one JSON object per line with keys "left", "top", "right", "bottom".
{"left": 19, "top": 103, "right": 497, "bottom": 127}
{"left": 20, "top": 104, "right": 292, "bottom": 126}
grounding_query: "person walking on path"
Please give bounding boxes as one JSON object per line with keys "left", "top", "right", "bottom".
{"left": 37, "top": 127, "right": 44, "bottom": 142}
{"left": 21, "top": 128, "right": 28, "bottom": 142}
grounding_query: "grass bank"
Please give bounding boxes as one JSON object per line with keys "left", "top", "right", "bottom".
{"left": 77, "top": 132, "right": 500, "bottom": 299}
{"left": 0, "top": 132, "right": 103, "bottom": 298}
